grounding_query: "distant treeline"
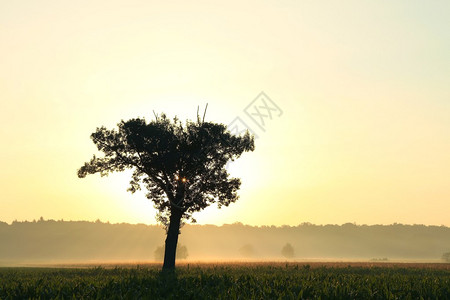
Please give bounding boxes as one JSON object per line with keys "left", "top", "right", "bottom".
{"left": 1, "top": 219, "right": 449, "bottom": 265}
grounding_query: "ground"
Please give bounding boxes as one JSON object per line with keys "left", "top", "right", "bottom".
{"left": 1, "top": 262, "right": 449, "bottom": 299}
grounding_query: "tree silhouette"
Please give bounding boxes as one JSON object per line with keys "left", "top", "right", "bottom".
{"left": 78, "top": 111, "right": 254, "bottom": 270}
{"left": 281, "top": 243, "right": 294, "bottom": 259}
{"left": 443, "top": 252, "right": 450, "bottom": 262}
{"left": 239, "top": 244, "right": 256, "bottom": 257}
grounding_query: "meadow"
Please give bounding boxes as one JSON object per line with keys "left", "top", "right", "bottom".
{"left": 1, "top": 262, "right": 449, "bottom": 299}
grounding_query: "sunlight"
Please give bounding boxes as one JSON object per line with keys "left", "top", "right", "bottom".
{"left": 90, "top": 171, "right": 158, "bottom": 225}
{"left": 1, "top": 0, "right": 450, "bottom": 229}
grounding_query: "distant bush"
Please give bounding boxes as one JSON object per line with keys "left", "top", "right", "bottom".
{"left": 154, "top": 245, "right": 188, "bottom": 261}
{"left": 281, "top": 243, "right": 295, "bottom": 259}
{"left": 443, "top": 252, "right": 450, "bottom": 262}
{"left": 370, "top": 258, "right": 389, "bottom": 262}
{"left": 239, "top": 244, "right": 256, "bottom": 257}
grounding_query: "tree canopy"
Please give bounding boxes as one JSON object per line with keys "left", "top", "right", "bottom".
{"left": 78, "top": 113, "right": 254, "bottom": 226}
{"left": 281, "top": 243, "right": 295, "bottom": 259}
{"left": 78, "top": 112, "right": 255, "bottom": 269}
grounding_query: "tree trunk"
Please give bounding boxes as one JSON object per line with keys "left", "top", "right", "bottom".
{"left": 162, "top": 207, "right": 182, "bottom": 270}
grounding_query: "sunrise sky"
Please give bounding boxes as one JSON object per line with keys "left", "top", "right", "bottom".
{"left": 1, "top": 0, "right": 449, "bottom": 227}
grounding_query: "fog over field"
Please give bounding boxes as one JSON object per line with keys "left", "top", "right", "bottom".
{"left": 1, "top": 219, "right": 449, "bottom": 266}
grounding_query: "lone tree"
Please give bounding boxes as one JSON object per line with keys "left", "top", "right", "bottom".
{"left": 239, "top": 244, "right": 256, "bottom": 258}
{"left": 78, "top": 110, "right": 254, "bottom": 270}
{"left": 443, "top": 252, "right": 450, "bottom": 263}
{"left": 281, "top": 243, "right": 295, "bottom": 259}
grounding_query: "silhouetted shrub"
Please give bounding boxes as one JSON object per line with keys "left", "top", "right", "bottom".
{"left": 281, "top": 243, "right": 295, "bottom": 258}
{"left": 442, "top": 252, "right": 450, "bottom": 262}
{"left": 239, "top": 244, "right": 256, "bottom": 257}
{"left": 154, "top": 245, "right": 189, "bottom": 261}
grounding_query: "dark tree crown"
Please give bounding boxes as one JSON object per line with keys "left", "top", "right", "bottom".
{"left": 78, "top": 113, "right": 255, "bottom": 227}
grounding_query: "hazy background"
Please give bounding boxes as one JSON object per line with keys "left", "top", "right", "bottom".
{"left": 1, "top": 220, "right": 449, "bottom": 265}
{"left": 1, "top": 1, "right": 449, "bottom": 227}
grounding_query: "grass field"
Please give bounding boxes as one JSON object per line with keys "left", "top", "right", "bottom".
{"left": 1, "top": 262, "right": 449, "bottom": 299}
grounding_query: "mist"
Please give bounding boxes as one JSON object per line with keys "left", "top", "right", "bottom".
{"left": 1, "top": 219, "right": 449, "bottom": 266}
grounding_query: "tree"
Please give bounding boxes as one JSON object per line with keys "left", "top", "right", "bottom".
{"left": 239, "top": 244, "right": 256, "bottom": 257}
{"left": 281, "top": 243, "right": 294, "bottom": 259}
{"left": 78, "top": 111, "right": 255, "bottom": 270}
{"left": 443, "top": 252, "right": 450, "bottom": 262}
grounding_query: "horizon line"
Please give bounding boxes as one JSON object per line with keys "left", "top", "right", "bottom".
{"left": 2, "top": 218, "right": 449, "bottom": 228}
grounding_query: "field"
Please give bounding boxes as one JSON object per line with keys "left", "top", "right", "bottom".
{"left": 1, "top": 262, "right": 449, "bottom": 299}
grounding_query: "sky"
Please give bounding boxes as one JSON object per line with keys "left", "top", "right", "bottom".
{"left": 1, "top": 0, "right": 449, "bottom": 227}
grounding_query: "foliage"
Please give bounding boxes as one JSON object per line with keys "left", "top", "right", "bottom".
{"left": 281, "top": 243, "right": 295, "bottom": 259}
{"left": 1, "top": 265, "right": 449, "bottom": 299}
{"left": 78, "top": 114, "right": 254, "bottom": 228}
{"left": 78, "top": 112, "right": 255, "bottom": 269}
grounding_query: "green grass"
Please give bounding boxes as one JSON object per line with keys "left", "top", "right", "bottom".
{"left": 0, "top": 264, "right": 449, "bottom": 299}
